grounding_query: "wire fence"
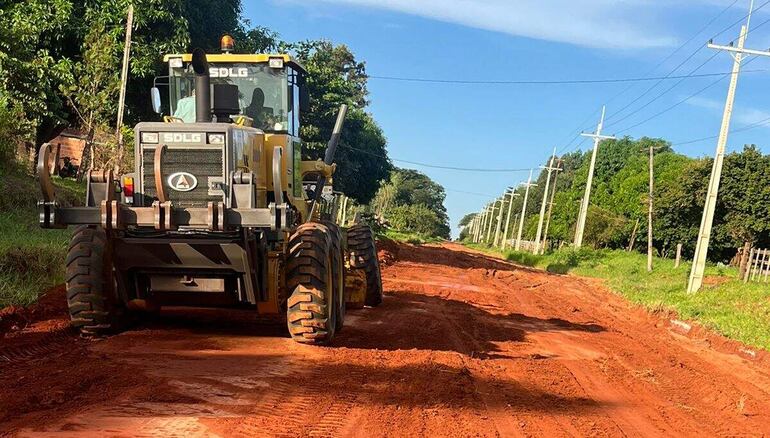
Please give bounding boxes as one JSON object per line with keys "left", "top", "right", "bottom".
{"left": 743, "top": 247, "right": 770, "bottom": 283}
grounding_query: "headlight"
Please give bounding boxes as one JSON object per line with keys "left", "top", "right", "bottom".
{"left": 208, "top": 133, "right": 225, "bottom": 144}
{"left": 269, "top": 58, "right": 284, "bottom": 69}
{"left": 141, "top": 132, "right": 159, "bottom": 143}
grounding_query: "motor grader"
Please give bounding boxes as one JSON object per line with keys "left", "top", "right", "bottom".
{"left": 36, "top": 37, "right": 383, "bottom": 345}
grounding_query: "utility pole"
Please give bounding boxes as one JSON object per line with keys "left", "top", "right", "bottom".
{"left": 575, "top": 106, "right": 615, "bottom": 248}
{"left": 493, "top": 192, "right": 508, "bottom": 247}
{"left": 501, "top": 189, "right": 519, "bottom": 250}
{"left": 645, "top": 145, "right": 664, "bottom": 272}
{"left": 485, "top": 201, "right": 498, "bottom": 243}
{"left": 515, "top": 170, "right": 537, "bottom": 251}
{"left": 541, "top": 159, "right": 562, "bottom": 255}
{"left": 475, "top": 206, "right": 486, "bottom": 243}
{"left": 114, "top": 4, "right": 134, "bottom": 174}
{"left": 534, "top": 149, "right": 562, "bottom": 254}
{"left": 688, "top": 0, "right": 770, "bottom": 293}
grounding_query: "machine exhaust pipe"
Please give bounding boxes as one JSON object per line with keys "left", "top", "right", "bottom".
{"left": 310, "top": 104, "right": 348, "bottom": 215}
{"left": 191, "top": 48, "right": 211, "bottom": 123}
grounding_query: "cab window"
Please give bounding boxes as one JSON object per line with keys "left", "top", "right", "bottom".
{"left": 287, "top": 67, "right": 301, "bottom": 137}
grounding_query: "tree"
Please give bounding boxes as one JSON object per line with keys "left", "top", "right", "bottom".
{"left": 288, "top": 40, "right": 390, "bottom": 203}
{"left": 457, "top": 213, "right": 476, "bottom": 241}
{"left": 374, "top": 168, "right": 450, "bottom": 239}
{"left": 388, "top": 204, "right": 445, "bottom": 237}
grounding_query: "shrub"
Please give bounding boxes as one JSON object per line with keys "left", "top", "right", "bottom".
{"left": 386, "top": 204, "right": 444, "bottom": 237}
{"left": 504, "top": 251, "right": 542, "bottom": 267}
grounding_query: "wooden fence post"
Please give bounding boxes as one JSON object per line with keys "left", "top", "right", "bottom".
{"left": 675, "top": 243, "right": 682, "bottom": 268}
{"left": 738, "top": 241, "right": 751, "bottom": 279}
{"left": 751, "top": 248, "right": 762, "bottom": 282}
{"left": 744, "top": 248, "right": 754, "bottom": 283}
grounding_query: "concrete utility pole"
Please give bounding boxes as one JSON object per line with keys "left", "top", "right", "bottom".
{"left": 534, "top": 149, "right": 562, "bottom": 254}
{"left": 475, "top": 206, "right": 486, "bottom": 243}
{"left": 646, "top": 145, "right": 664, "bottom": 272}
{"left": 501, "top": 189, "right": 519, "bottom": 250}
{"left": 515, "top": 170, "right": 537, "bottom": 251}
{"left": 493, "top": 192, "right": 508, "bottom": 247}
{"left": 114, "top": 4, "right": 134, "bottom": 174}
{"left": 485, "top": 201, "right": 499, "bottom": 243}
{"left": 541, "top": 159, "right": 563, "bottom": 255}
{"left": 575, "top": 106, "right": 616, "bottom": 248}
{"left": 688, "top": 0, "right": 770, "bottom": 293}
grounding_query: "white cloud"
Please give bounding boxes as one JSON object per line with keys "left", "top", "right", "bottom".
{"left": 686, "top": 95, "right": 770, "bottom": 127}
{"left": 289, "top": 0, "right": 683, "bottom": 49}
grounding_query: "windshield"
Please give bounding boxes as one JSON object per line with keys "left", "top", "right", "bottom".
{"left": 169, "top": 63, "right": 288, "bottom": 131}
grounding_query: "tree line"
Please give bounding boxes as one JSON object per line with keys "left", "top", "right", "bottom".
{"left": 461, "top": 137, "right": 770, "bottom": 262}
{"left": 0, "top": 0, "right": 452, "bottom": 235}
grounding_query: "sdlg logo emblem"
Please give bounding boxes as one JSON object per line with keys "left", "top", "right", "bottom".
{"left": 168, "top": 172, "right": 198, "bottom": 192}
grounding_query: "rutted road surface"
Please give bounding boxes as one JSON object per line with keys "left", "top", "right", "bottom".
{"left": 2, "top": 242, "right": 770, "bottom": 437}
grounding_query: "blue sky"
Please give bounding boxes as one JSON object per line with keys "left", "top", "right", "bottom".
{"left": 245, "top": 0, "right": 770, "bottom": 237}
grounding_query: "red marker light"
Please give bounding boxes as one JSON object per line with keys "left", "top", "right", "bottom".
{"left": 123, "top": 176, "right": 134, "bottom": 202}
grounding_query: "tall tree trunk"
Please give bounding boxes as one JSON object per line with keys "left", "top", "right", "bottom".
{"left": 738, "top": 241, "right": 752, "bottom": 279}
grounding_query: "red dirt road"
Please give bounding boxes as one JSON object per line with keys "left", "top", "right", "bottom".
{"left": 2, "top": 242, "right": 770, "bottom": 437}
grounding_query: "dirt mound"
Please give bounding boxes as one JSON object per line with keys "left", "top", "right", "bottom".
{"left": 0, "top": 285, "right": 68, "bottom": 336}
{"left": 376, "top": 236, "right": 399, "bottom": 266}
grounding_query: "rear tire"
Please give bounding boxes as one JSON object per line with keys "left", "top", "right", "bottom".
{"left": 347, "top": 224, "right": 383, "bottom": 307}
{"left": 286, "top": 223, "right": 338, "bottom": 345}
{"left": 65, "top": 226, "right": 125, "bottom": 335}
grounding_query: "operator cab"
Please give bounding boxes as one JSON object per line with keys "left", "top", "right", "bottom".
{"left": 152, "top": 36, "right": 308, "bottom": 136}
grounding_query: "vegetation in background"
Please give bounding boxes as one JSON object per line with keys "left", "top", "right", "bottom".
{"left": 473, "top": 137, "right": 770, "bottom": 263}
{"left": 466, "top": 243, "right": 770, "bottom": 351}
{"left": 0, "top": 162, "right": 84, "bottom": 307}
{"left": 0, "top": 0, "right": 448, "bottom": 306}
{"left": 290, "top": 40, "right": 392, "bottom": 203}
{"left": 371, "top": 168, "right": 451, "bottom": 239}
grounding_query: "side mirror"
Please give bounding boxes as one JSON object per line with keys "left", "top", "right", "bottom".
{"left": 151, "top": 87, "right": 162, "bottom": 114}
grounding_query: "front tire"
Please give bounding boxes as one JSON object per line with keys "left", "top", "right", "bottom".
{"left": 65, "top": 226, "right": 125, "bottom": 335}
{"left": 322, "top": 221, "right": 346, "bottom": 332}
{"left": 286, "top": 223, "right": 338, "bottom": 345}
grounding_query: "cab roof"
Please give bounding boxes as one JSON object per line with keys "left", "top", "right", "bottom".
{"left": 162, "top": 53, "right": 307, "bottom": 74}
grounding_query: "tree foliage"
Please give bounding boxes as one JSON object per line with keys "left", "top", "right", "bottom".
{"left": 490, "top": 136, "right": 770, "bottom": 262}
{"left": 372, "top": 168, "right": 450, "bottom": 239}
{"left": 288, "top": 40, "right": 390, "bottom": 203}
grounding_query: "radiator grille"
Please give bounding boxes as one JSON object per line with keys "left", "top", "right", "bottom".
{"left": 142, "top": 148, "right": 224, "bottom": 207}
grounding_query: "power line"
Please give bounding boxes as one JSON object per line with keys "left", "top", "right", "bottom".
{"left": 557, "top": 0, "right": 742, "bottom": 154}
{"left": 340, "top": 144, "right": 531, "bottom": 173}
{"left": 615, "top": 56, "right": 761, "bottom": 134}
{"left": 673, "top": 115, "right": 770, "bottom": 147}
{"left": 444, "top": 188, "right": 498, "bottom": 198}
{"left": 604, "top": 51, "right": 721, "bottom": 130}
{"left": 604, "top": 1, "right": 770, "bottom": 126}
{"left": 367, "top": 69, "right": 767, "bottom": 86}
{"left": 619, "top": 0, "right": 741, "bottom": 105}
{"left": 710, "top": 0, "right": 770, "bottom": 41}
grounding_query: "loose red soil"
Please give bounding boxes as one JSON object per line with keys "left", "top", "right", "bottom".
{"left": 2, "top": 242, "right": 770, "bottom": 437}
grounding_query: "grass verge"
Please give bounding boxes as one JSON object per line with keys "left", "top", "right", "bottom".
{"left": 1, "top": 164, "right": 84, "bottom": 307}
{"left": 464, "top": 241, "right": 770, "bottom": 351}
{"left": 380, "top": 229, "right": 443, "bottom": 245}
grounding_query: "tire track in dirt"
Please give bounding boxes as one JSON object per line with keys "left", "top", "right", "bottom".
{"left": 3, "top": 241, "right": 770, "bottom": 437}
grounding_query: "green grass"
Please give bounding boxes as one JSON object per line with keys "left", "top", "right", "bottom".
{"left": 0, "top": 164, "right": 84, "bottom": 307}
{"left": 464, "top": 241, "right": 770, "bottom": 351}
{"left": 380, "top": 229, "right": 443, "bottom": 245}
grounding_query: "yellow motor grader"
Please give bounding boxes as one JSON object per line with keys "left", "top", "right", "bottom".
{"left": 36, "top": 36, "right": 383, "bottom": 345}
